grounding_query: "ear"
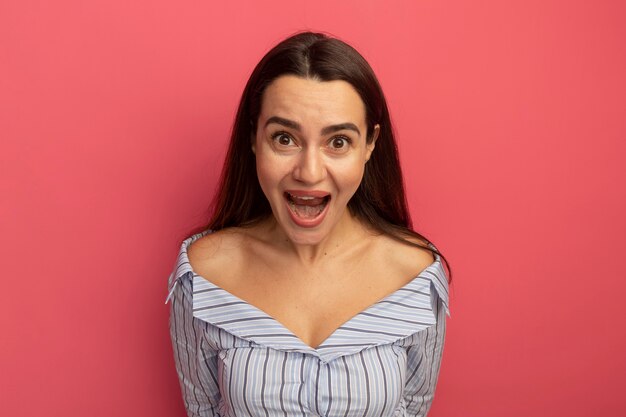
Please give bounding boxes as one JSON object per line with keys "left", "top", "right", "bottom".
{"left": 365, "top": 124, "right": 380, "bottom": 162}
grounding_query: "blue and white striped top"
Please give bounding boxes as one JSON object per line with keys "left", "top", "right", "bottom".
{"left": 167, "top": 229, "right": 450, "bottom": 417}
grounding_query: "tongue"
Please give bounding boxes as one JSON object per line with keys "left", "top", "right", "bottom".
{"left": 292, "top": 203, "right": 325, "bottom": 218}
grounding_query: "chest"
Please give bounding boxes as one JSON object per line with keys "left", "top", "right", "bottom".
{"left": 222, "top": 259, "right": 412, "bottom": 349}
{"left": 214, "top": 344, "right": 409, "bottom": 417}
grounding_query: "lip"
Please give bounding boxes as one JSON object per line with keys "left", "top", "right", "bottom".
{"left": 283, "top": 189, "right": 331, "bottom": 228}
{"left": 284, "top": 189, "right": 331, "bottom": 198}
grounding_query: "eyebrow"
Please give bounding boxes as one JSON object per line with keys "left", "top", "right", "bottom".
{"left": 264, "top": 116, "right": 361, "bottom": 137}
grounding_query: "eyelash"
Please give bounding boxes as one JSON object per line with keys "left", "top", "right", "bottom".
{"left": 271, "top": 131, "right": 295, "bottom": 146}
{"left": 329, "top": 135, "right": 351, "bottom": 149}
{"left": 270, "top": 131, "right": 352, "bottom": 150}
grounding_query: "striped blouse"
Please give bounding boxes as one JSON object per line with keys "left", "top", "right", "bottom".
{"left": 166, "top": 230, "right": 450, "bottom": 417}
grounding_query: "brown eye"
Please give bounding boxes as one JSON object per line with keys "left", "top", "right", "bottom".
{"left": 278, "top": 134, "right": 291, "bottom": 146}
{"left": 330, "top": 136, "right": 349, "bottom": 149}
{"left": 272, "top": 132, "right": 294, "bottom": 146}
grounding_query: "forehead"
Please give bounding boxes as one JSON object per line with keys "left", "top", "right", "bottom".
{"left": 259, "top": 75, "right": 367, "bottom": 127}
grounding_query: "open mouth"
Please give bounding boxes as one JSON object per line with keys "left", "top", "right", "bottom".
{"left": 284, "top": 192, "right": 331, "bottom": 220}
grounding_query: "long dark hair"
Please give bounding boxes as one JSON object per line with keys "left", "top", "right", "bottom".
{"left": 199, "top": 31, "right": 451, "bottom": 281}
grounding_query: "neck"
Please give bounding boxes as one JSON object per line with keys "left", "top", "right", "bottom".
{"left": 263, "top": 210, "right": 368, "bottom": 266}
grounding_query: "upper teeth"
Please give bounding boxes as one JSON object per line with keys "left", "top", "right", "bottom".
{"left": 289, "top": 193, "right": 316, "bottom": 200}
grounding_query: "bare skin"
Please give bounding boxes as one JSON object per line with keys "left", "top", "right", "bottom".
{"left": 188, "top": 76, "right": 435, "bottom": 349}
{"left": 187, "top": 217, "right": 434, "bottom": 349}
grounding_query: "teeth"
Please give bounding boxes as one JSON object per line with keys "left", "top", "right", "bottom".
{"left": 288, "top": 193, "right": 325, "bottom": 200}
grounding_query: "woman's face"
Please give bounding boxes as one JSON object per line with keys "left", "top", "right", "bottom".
{"left": 253, "top": 75, "right": 378, "bottom": 246}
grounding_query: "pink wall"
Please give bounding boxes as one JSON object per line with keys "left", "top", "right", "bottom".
{"left": 2, "top": 1, "right": 625, "bottom": 415}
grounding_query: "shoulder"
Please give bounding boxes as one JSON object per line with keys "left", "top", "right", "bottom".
{"left": 375, "top": 232, "right": 435, "bottom": 279}
{"left": 186, "top": 228, "right": 249, "bottom": 278}
{"left": 187, "top": 228, "right": 240, "bottom": 258}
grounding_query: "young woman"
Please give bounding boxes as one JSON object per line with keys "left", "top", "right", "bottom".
{"left": 166, "top": 31, "right": 451, "bottom": 417}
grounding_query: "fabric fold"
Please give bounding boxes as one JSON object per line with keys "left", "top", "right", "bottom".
{"left": 166, "top": 228, "right": 450, "bottom": 362}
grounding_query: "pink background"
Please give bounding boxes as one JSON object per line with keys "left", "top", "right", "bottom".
{"left": 2, "top": 1, "right": 625, "bottom": 416}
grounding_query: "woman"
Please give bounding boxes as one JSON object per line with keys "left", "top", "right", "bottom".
{"left": 166, "top": 31, "right": 451, "bottom": 417}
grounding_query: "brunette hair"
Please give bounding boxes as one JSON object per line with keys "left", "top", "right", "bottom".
{"left": 200, "top": 31, "right": 451, "bottom": 281}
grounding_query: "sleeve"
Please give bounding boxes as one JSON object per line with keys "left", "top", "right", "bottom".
{"left": 402, "top": 284, "right": 448, "bottom": 416}
{"left": 169, "top": 272, "right": 223, "bottom": 417}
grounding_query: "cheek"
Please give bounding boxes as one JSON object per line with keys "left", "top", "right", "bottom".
{"left": 255, "top": 151, "right": 286, "bottom": 195}
{"left": 332, "top": 159, "right": 367, "bottom": 195}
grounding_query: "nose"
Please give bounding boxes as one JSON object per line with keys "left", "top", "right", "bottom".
{"left": 292, "top": 148, "right": 326, "bottom": 184}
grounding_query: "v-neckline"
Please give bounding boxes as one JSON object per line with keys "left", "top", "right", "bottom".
{"left": 175, "top": 229, "right": 449, "bottom": 361}
{"left": 191, "top": 264, "right": 434, "bottom": 346}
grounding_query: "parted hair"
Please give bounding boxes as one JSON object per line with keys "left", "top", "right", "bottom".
{"left": 199, "top": 31, "right": 451, "bottom": 281}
